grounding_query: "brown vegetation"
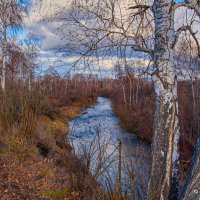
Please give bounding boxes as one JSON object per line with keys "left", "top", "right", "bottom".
{"left": 0, "top": 75, "right": 102, "bottom": 200}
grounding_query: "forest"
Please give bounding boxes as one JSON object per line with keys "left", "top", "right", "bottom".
{"left": 0, "top": 0, "right": 199, "bottom": 200}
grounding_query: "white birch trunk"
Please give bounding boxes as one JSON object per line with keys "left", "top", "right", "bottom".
{"left": 1, "top": 23, "right": 7, "bottom": 92}
{"left": 28, "top": 77, "right": 32, "bottom": 91}
{"left": 147, "top": 1, "right": 180, "bottom": 199}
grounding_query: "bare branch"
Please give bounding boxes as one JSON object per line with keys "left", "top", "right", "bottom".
{"left": 173, "top": 2, "right": 192, "bottom": 10}
{"left": 173, "top": 26, "right": 190, "bottom": 48}
{"left": 129, "top": 5, "right": 150, "bottom": 10}
{"left": 173, "top": 0, "right": 200, "bottom": 17}
{"left": 173, "top": 25, "right": 200, "bottom": 56}
{"left": 131, "top": 44, "right": 153, "bottom": 57}
{"left": 128, "top": 5, "right": 150, "bottom": 16}
{"left": 186, "top": 0, "right": 200, "bottom": 16}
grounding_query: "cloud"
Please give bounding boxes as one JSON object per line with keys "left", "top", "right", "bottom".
{"left": 24, "top": 0, "right": 142, "bottom": 52}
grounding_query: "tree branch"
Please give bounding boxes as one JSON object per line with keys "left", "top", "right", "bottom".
{"left": 186, "top": 0, "right": 200, "bottom": 16}
{"left": 131, "top": 44, "right": 153, "bottom": 57}
{"left": 173, "top": 0, "right": 200, "bottom": 17}
{"left": 173, "top": 26, "right": 190, "bottom": 48}
{"left": 128, "top": 5, "right": 150, "bottom": 16}
{"left": 173, "top": 2, "right": 191, "bottom": 10}
{"left": 129, "top": 5, "right": 150, "bottom": 10}
{"left": 173, "top": 25, "right": 200, "bottom": 56}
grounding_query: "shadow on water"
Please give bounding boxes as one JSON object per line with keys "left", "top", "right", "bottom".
{"left": 68, "top": 97, "right": 151, "bottom": 198}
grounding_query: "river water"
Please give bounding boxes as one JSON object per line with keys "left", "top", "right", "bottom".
{"left": 68, "top": 97, "right": 151, "bottom": 196}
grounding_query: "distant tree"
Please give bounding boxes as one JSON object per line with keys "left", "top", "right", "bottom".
{"left": 5, "top": 33, "right": 38, "bottom": 90}
{"left": 0, "top": 0, "right": 29, "bottom": 91}
{"left": 23, "top": 33, "right": 39, "bottom": 91}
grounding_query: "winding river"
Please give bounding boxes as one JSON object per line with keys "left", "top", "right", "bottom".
{"left": 68, "top": 97, "right": 151, "bottom": 195}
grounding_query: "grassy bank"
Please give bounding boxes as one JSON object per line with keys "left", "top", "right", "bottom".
{"left": 0, "top": 81, "right": 104, "bottom": 200}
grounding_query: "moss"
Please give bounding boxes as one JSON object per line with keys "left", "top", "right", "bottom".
{"left": 43, "top": 188, "right": 70, "bottom": 200}
{"left": 9, "top": 138, "right": 18, "bottom": 148}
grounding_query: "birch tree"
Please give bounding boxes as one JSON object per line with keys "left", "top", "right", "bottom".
{"left": 45, "top": 0, "right": 200, "bottom": 199}
{"left": 0, "top": 0, "right": 28, "bottom": 91}
{"left": 23, "top": 33, "right": 39, "bottom": 91}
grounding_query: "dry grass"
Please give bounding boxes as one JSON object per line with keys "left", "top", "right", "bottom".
{"left": 60, "top": 105, "right": 82, "bottom": 119}
{"left": 0, "top": 79, "right": 100, "bottom": 200}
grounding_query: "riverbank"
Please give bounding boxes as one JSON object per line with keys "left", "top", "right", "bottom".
{"left": 0, "top": 85, "right": 103, "bottom": 200}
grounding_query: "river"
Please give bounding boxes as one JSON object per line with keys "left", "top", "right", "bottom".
{"left": 68, "top": 97, "right": 151, "bottom": 196}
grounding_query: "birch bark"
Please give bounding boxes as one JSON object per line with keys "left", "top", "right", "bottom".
{"left": 1, "top": 23, "right": 7, "bottom": 92}
{"left": 147, "top": 1, "right": 180, "bottom": 199}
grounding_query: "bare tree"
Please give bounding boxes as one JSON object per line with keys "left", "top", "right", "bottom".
{"left": 23, "top": 33, "right": 39, "bottom": 91}
{"left": 0, "top": 0, "right": 28, "bottom": 91}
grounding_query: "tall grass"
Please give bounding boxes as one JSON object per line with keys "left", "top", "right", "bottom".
{"left": 0, "top": 77, "right": 99, "bottom": 199}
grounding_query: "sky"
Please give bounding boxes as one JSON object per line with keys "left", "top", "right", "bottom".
{"left": 19, "top": 0, "right": 153, "bottom": 77}
{"left": 19, "top": 0, "right": 200, "bottom": 77}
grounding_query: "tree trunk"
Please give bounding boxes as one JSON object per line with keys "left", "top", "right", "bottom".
{"left": 1, "top": 23, "right": 7, "bottom": 92}
{"left": 147, "top": 1, "right": 180, "bottom": 199}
